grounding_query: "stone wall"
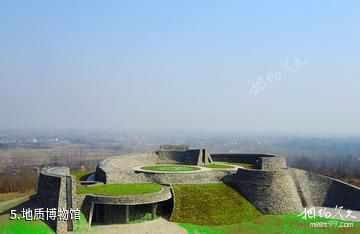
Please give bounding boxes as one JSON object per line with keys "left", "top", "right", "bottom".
{"left": 88, "top": 187, "right": 172, "bottom": 205}
{"left": 96, "top": 153, "right": 159, "bottom": 183}
{"left": 159, "top": 145, "right": 189, "bottom": 151}
{"left": 97, "top": 169, "right": 230, "bottom": 184}
{"left": 37, "top": 167, "right": 76, "bottom": 234}
{"left": 224, "top": 168, "right": 303, "bottom": 214}
{"left": 211, "top": 153, "right": 275, "bottom": 164}
{"left": 96, "top": 152, "right": 218, "bottom": 184}
{"left": 157, "top": 151, "right": 186, "bottom": 164}
{"left": 157, "top": 149, "right": 213, "bottom": 165}
{"left": 137, "top": 170, "right": 231, "bottom": 184}
{"left": 256, "top": 157, "right": 287, "bottom": 170}
{"left": 290, "top": 168, "right": 360, "bottom": 211}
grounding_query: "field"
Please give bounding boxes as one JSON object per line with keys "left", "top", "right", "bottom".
{"left": 76, "top": 183, "right": 162, "bottom": 196}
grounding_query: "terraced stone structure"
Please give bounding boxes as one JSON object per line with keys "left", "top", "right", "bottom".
{"left": 37, "top": 145, "right": 360, "bottom": 233}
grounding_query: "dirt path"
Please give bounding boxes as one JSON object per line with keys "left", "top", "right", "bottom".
{"left": 79, "top": 218, "right": 188, "bottom": 234}
{"left": 0, "top": 195, "right": 30, "bottom": 209}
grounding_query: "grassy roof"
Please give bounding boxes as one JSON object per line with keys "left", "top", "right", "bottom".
{"left": 171, "top": 183, "right": 262, "bottom": 226}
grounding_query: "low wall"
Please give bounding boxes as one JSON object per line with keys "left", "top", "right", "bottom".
{"left": 224, "top": 168, "right": 303, "bottom": 214}
{"left": 290, "top": 168, "right": 360, "bottom": 211}
{"left": 37, "top": 167, "right": 76, "bottom": 234}
{"left": 211, "top": 154, "right": 275, "bottom": 165}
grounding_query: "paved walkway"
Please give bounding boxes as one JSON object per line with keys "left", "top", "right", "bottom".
{"left": 80, "top": 218, "right": 187, "bottom": 234}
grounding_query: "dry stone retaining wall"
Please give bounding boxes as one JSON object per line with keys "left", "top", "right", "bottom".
{"left": 224, "top": 168, "right": 304, "bottom": 214}
{"left": 210, "top": 153, "right": 275, "bottom": 165}
{"left": 290, "top": 168, "right": 360, "bottom": 211}
{"left": 96, "top": 152, "right": 222, "bottom": 184}
{"left": 37, "top": 167, "right": 76, "bottom": 234}
{"left": 256, "top": 157, "right": 287, "bottom": 170}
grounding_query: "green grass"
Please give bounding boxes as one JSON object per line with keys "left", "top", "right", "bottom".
{"left": 171, "top": 183, "right": 262, "bottom": 226}
{"left": 180, "top": 214, "right": 360, "bottom": 234}
{"left": 71, "top": 170, "right": 95, "bottom": 181}
{"left": 0, "top": 199, "right": 54, "bottom": 234}
{"left": 202, "top": 164, "right": 235, "bottom": 169}
{"left": 141, "top": 165, "right": 200, "bottom": 172}
{"left": 76, "top": 183, "right": 162, "bottom": 196}
{"left": 0, "top": 214, "right": 54, "bottom": 234}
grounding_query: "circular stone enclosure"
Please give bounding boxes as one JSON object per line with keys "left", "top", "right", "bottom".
{"left": 133, "top": 165, "right": 211, "bottom": 174}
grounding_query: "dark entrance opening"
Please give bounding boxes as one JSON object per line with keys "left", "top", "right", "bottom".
{"left": 90, "top": 198, "right": 174, "bottom": 225}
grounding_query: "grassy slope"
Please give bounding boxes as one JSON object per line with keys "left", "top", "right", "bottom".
{"left": 141, "top": 165, "right": 200, "bottom": 171}
{"left": 76, "top": 183, "right": 162, "bottom": 196}
{"left": 171, "top": 183, "right": 262, "bottom": 226}
{"left": 180, "top": 215, "right": 360, "bottom": 234}
{"left": 0, "top": 198, "right": 54, "bottom": 234}
{"left": 0, "top": 214, "right": 54, "bottom": 234}
{"left": 173, "top": 183, "right": 360, "bottom": 234}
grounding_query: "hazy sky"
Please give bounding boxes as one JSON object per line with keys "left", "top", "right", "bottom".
{"left": 0, "top": 1, "right": 359, "bottom": 134}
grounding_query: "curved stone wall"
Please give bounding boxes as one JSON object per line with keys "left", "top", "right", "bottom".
{"left": 96, "top": 152, "right": 158, "bottom": 183}
{"left": 256, "top": 157, "right": 287, "bottom": 170}
{"left": 211, "top": 153, "right": 275, "bottom": 165}
{"left": 224, "top": 168, "right": 303, "bottom": 214}
{"left": 37, "top": 167, "right": 76, "bottom": 234}
{"left": 157, "top": 149, "right": 213, "bottom": 165}
{"left": 136, "top": 170, "right": 231, "bottom": 184}
{"left": 96, "top": 152, "right": 229, "bottom": 184}
{"left": 88, "top": 187, "right": 172, "bottom": 205}
{"left": 290, "top": 168, "right": 360, "bottom": 211}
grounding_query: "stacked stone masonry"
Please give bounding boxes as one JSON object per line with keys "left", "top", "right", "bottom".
{"left": 36, "top": 148, "right": 360, "bottom": 234}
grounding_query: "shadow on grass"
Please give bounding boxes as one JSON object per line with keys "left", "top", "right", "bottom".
{"left": 0, "top": 194, "right": 55, "bottom": 233}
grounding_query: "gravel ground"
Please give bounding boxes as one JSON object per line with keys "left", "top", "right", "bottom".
{"left": 79, "top": 218, "right": 188, "bottom": 234}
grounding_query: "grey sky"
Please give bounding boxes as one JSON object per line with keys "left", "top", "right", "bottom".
{"left": 0, "top": 1, "right": 359, "bottom": 134}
